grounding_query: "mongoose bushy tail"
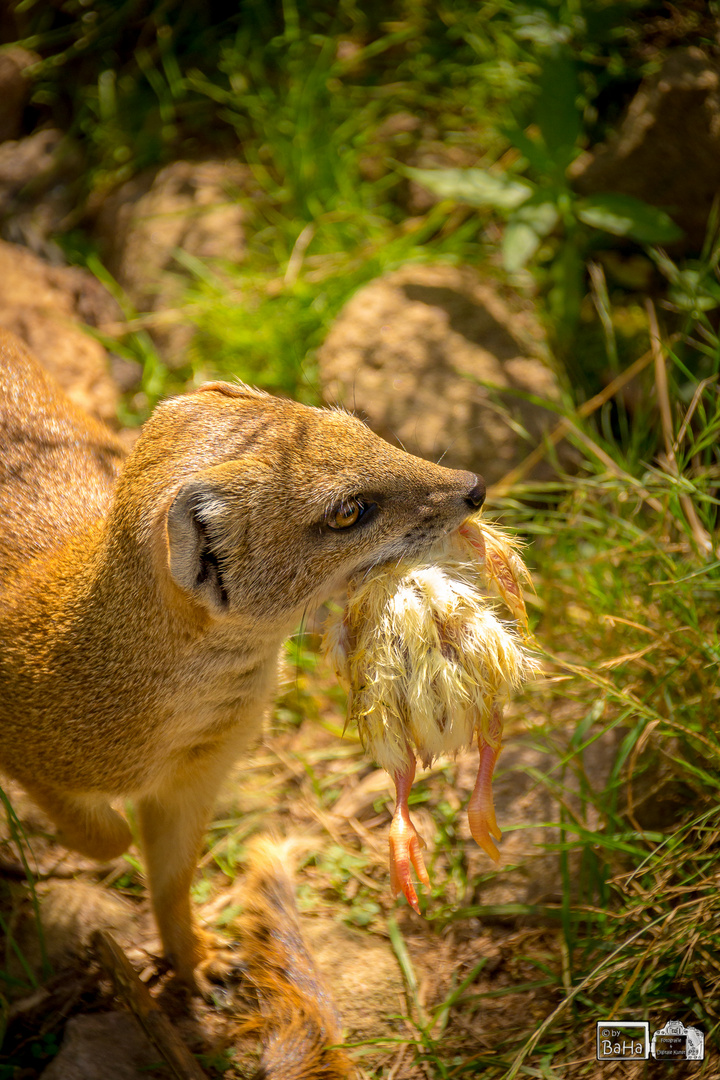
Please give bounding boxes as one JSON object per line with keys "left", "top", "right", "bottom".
{"left": 239, "top": 838, "right": 354, "bottom": 1080}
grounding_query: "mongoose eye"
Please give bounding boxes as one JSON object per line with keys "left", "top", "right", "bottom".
{"left": 328, "top": 498, "right": 366, "bottom": 530}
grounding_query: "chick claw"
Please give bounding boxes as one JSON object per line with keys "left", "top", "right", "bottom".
{"left": 389, "top": 761, "right": 430, "bottom": 914}
{"left": 467, "top": 731, "right": 502, "bottom": 863}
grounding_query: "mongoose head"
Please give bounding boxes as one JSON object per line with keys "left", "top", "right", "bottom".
{"left": 117, "top": 382, "right": 485, "bottom": 628}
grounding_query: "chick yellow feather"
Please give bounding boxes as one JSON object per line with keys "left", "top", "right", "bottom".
{"left": 323, "top": 513, "right": 539, "bottom": 911}
{"left": 324, "top": 516, "right": 537, "bottom": 772}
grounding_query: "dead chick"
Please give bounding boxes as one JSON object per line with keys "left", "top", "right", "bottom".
{"left": 324, "top": 515, "right": 539, "bottom": 913}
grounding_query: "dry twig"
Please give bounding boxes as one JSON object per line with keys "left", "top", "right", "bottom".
{"left": 92, "top": 930, "right": 208, "bottom": 1080}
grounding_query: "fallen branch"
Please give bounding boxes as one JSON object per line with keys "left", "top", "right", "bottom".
{"left": 92, "top": 930, "right": 208, "bottom": 1080}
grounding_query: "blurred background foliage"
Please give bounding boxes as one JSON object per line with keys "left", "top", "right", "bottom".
{"left": 11, "top": 0, "right": 715, "bottom": 409}
{"left": 4, "top": 1, "right": 715, "bottom": 408}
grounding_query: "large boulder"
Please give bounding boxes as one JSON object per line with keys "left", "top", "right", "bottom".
{"left": 0, "top": 240, "right": 121, "bottom": 424}
{"left": 570, "top": 48, "right": 720, "bottom": 252}
{"left": 318, "top": 263, "right": 563, "bottom": 486}
{"left": 0, "top": 127, "right": 83, "bottom": 256}
{"left": 0, "top": 47, "right": 37, "bottom": 144}
{"left": 94, "top": 159, "right": 251, "bottom": 362}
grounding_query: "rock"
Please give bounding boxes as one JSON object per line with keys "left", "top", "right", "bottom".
{"left": 570, "top": 48, "right": 720, "bottom": 252}
{"left": 7, "top": 881, "right": 135, "bottom": 986}
{"left": 0, "top": 128, "right": 82, "bottom": 255}
{"left": 0, "top": 47, "right": 37, "bottom": 144}
{"left": 40, "top": 1012, "right": 159, "bottom": 1080}
{"left": 318, "top": 263, "right": 563, "bottom": 486}
{"left": 0, "top": 240, "right": 122, "bottom": 423}
{"left": 0, "top": 128, "right": 63, "bottom": 199}
{"left": 94, "top": 159, "right": 251, "bottom": 362}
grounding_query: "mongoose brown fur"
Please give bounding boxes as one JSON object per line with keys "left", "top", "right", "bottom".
{"left": 0, "top": 329, "right": 485, "bottom": 1071}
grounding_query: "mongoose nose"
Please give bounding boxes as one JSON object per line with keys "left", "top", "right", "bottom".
{"left": 465, "top": 475, "right": 486, "bottom": 509}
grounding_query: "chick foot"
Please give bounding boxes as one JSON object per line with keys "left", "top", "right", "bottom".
{"left": 467, "top": 714, "right": 503, "bottom": 862}
{"left": 389, "top": 758, "right": 430, "bottom": 914}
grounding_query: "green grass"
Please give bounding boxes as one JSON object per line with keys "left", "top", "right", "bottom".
{"left": 515, "top": 477, "right": 720, "bottom": 1071}
{"left": 182, "top": 204, "right": 485, "bottom": 401}
{"left": 17, "top": 0, "right": 542, "bottom": 200}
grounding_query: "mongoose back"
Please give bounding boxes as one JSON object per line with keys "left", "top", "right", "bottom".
{"left": 0, "top": 329, "right": 485, "bottom": 1068}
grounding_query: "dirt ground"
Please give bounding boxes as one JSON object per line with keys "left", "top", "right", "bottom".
{"left": 2, "top": 632, "right": 594, "bottom": 1080}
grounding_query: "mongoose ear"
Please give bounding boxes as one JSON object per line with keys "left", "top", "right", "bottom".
{"left": 166, "top": 479, "right": 229, "bottom": 613}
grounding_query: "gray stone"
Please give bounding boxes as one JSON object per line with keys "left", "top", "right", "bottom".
{"left": 570, "top": 48, "right": 720, "bottom": 252}
{"left": 0, "top": 47, "right": 37, "bottom": 144}
{"left": 318, "top": 263, "right": 563, "bottom": 486}
{"left": 41, "top": 1012, "right": 160, "bottom": 1080}
{"left": 5, "top": 880, "right": 135, "bottom": 987}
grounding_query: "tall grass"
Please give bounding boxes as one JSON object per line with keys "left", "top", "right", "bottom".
{"left": 469, "top": 312, "right": 720, "bottom": 1075}
{"left": 271, "top": 309, "right": 719, "bottom": 1077}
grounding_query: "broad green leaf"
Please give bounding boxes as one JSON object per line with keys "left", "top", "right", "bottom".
{"left": 402, "top": 165, "right": 534, "bottom": 211}
{"left": 577, "top": 194, "right": 683, "bottom": 243}
{"left": 536, "top": 49, "right": 581, "bottom": 169}
{"left": 502, "top": 201, "right": 560, "bottom": 272}
{"left": 513, "top": 11, "right": 572, "bottom": 47}
{"left": 502, "top": 124, "right": 555, "bottom": 179}
{"left": 502, "top": 220, "right": 543, "bottom": 272}
{"left": 515, "top": 200, "right": 560, "bottom": 238}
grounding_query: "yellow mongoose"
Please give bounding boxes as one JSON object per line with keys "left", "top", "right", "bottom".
{"left": 0, "top": 329, "right": 484, "bottom": 1070}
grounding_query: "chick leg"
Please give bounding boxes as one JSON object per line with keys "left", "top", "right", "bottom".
{"left": 467, "top": 707, "right": 503, "bottom": 862}
{"left": 389, "top": 756, "right": 430, "bottom": 914}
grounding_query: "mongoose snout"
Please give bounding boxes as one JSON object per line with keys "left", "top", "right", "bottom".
{"left": 465, "top": 474, "right": 486, "bottom": 509}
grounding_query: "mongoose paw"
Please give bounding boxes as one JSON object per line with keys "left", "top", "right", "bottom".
{"left": 169, "top": 927, "right": 244, "bottom": 1007}
{"left": 194, "top": 939, "right": 245, "bottom": 1009}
